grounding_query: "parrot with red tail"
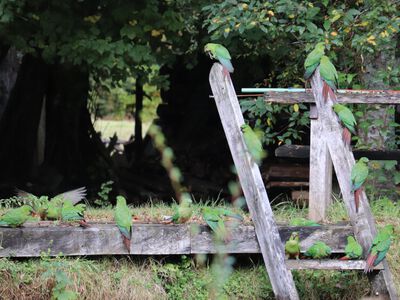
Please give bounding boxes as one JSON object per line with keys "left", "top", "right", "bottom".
{"left": 114, "top": 196, "right": 132, "bottom": 252}
{"left": 204, "top": 43, "right": 234, "bottom": 77}
{"left": 332, "top": 104, "right": 357, "bottom": 146}
{"left": 364, "top": 225, "right": 394, "bottom": 273}
{"left": 351, "top": 157, "right": 369, "bottom": 213}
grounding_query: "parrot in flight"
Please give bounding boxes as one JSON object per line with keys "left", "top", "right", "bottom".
{"left": 351, "top": 157, "right": 369, "bottom": 213}
{"left": 114, "top": 196, "right": 132, "bottom": 252}
{"left": 202, "top": 207, "right": 243, "bottom": 241}
{"left": 332, "top": 104, "right": 357, "bottom": 146}
{"left": 289, "top": 217, "right": 320, "bottom": 227}
{"left": 339, "top": 236, "right": 363, "bottom": 260}
{"left": 305, "top": 241, "right": 332, "bottom": 259}
{"left": 172, "top": 196, "right": 193, "bottom": 224}
{"left": 0, "top": 205, "right": 33, "bottom": 227}
{"left": 319, "top": 55, "right": 338, "bottom": 102}
{"left": 61, "top": 199, "right": 89, "bottom": 228}
{"left": 364, "top": 225, "right": 394, "bottom": 273}
{"left": 304, "top": 42, "right": 325, "bottom": 80}
{"left": 285, "top": 232, "right": 301, "bottom": 259}
{"left": 241, "top": 124, "right": 266, "bottom": 166}
{"left": 204, "top": 43, "right": 234, "bottom": 77}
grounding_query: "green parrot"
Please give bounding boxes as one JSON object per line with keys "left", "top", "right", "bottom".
{"left": 364, "top": 225, "right": 394, "bottom": 273}
{"left": 0, "top": 205, "right": 33, "bottom": 227}
{"left": 114, "top": 196, "right": 133, "bottom": 252}
{"left": 285, "top": 232, "right": 301, "bottom": 259}
{"left": 339, "top": 236, "right": 363, "bottom": 260}
{"left": 351, "top": 157, "right": 369, "bottom": 213}
{"left": 61, "top": 200, "right": 89, "bottom": 227}
{"left": 289, "top": 217, "right": 320, "bottom": 227}
{"left": 202, "top": 207, "right": 243, "bottom": 241}
{"left": 319, "top": 55, "right": 338, "bottom": 101}
{"left": 46, "top": 196, "right": 64, "bottom": 220}
{"left": 305, "top": 241, "right": 332, "bottom": 259}
{"left": 172, "top": 196, "right": 193, "bottom": 224}
{"left": 304, "top": 42, "right": 325, "bottom": 80}
{"left": 16, "top": 189, "right": 49, "bottom": 220}
{"left": 332, "top": 104, "right": 357, "bottom": 146}
{"left": 240, "top": 124, "right": 266, "bottom": 166}
{"left": 204, "top": 43, "right": 234, "bottom": 76}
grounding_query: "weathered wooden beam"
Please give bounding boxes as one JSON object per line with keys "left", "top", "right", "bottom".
{"left": 0, "top": 223, "right": 354, "bottom": 257}
{"left": 310, "top": 69, "right": 398, "bottom": 300}
{"left": 286, "top": 260, "right": 383, "bottom": 270}
{"left": 275, "top": 145, "right": 400, "bottom": 161}
{"left": 209, "top": 63, "right": 299, "bottom": 299}
{"left": 266, "top": 181, "right": 309, "bottom": 188}
{"left": 263, "top": 91, "right": 400, "bottom": 104}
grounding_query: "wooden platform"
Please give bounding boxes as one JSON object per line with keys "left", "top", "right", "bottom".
{"left": 0, "top": 222, "right": 383, "bottom": 270}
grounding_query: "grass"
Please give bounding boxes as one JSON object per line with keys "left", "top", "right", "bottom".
{"left": 0, "top": 195, "right": 398, "bottom": 299}
{"left": 93, "top": 119, "right": 153, "bottom": 141}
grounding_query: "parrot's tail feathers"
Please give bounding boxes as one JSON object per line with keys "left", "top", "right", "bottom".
{"left": 339, "top": 256, "right": 350, "bottom": 261}
{"left": 322, "top": 82, "right": 330, "bottom": 102}
{"left": 79, "top": 220, "right": 90, "bottom": 228}
{"left": 122, "top": 236, "right": 131, "bottom": 253}
{"left": 328, "top": 86, "right": 336, "bottom": 101}
{"left": 219, "top": 58, "right": 234, "bottom": 73}
{"left": 364, "top": 254, "right": 377, "bottom": 273}
{"left": 354, "top": 189, "right": 361, "bottom": 213}
{"left": 342, "top": 128, "right": 352, "bottom": 146}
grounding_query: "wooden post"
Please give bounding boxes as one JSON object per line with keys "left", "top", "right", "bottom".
{"left": 209, "top": 63, "right": 299, "bottom": 300}
{"left": 309, "top": 104, "right": 333, "bottom": 221}
{"left": 310, "top": 69, "right": 398, "bottom": 300}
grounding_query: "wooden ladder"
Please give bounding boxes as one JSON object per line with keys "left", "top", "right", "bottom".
{"left": 209, "top": 63, "right": 398, "bottom": 300}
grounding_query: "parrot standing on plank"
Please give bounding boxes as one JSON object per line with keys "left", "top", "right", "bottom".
{"left": 305, "top": 241, "right": 332, "bottom": 259}
{"left": 304, "top": 42, "right": 325, "bottom": 80}
{"left": 114, "top": 196, "right": 132, "bottom": 252}
{"left": 202, "top": 207, "right": 243, "bottom": 241}
{"left": 364, "top": 225, "right": 394, "bottom": 273}
{"left": 351, "top": 157, "right": 369, "bottom": 213}
{"left": 285, "top": 232, "right": 301, "bottom": 260}
{"left": 15, "top": 189, "right": 49, "bottom": 220}
{"left": 61, "top": 199, "right": 89, "bottom": 228}
{"left": 319, "top": 55, "right": 339, "bottom": 102}
{"left": 0, "top": 205, "right": 33, "bottom": 227}
{"left": 332, "top": 104, "right": 357, "bottom": 146}
{"left": 172, "top": 196, "right": 193, "bottom": 224}
{"left": 204, "top": 43, "right": 234, "bottom": 77}
{"left": 241, "top": 124, "right": 266, "bottom": 166}
{"left": 289, "top": 217, "right": 320, "bottom": 227}
{"left": 339, "top": 236, "right": 363, "bottom": 260}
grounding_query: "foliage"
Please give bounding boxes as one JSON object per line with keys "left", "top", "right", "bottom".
{"left": 94, "top": 180, "right": 114, "bottom": 208}
{"left": 240, "top": 97, "right": 309, "bottom": 146}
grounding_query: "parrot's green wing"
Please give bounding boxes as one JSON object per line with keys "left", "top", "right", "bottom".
{"left": 218, "top": 208, "right": 243, "bottom": 221}
{"left": 319, "top": 56, "right": 338, "bottom": 91}
{"left": 304, "top": 43, "right": 325, "bottom": 80}
{"left": 202, "top": 207, "right": 221, "bottom": 232}
{"left": 345, "top": 236, "right": 363, "bottom": 259}
{"left": 351, "top": 161, "right": 369, "bottom": 191}
{"left": 305, "top": 241, "right": 332, "bottom": 258}
{"left": 374, "top": 238, "right": 391, "bottom": 266}
{"left": 114, "top": 196, "right": 132, "bottom": 239}
{"left": 289, "top": 217, "right": 320, "bottom": 227}
{"left": 215, "top": 44, "right": 231, "bottom": 60}
{"left": 47, "top": 197, "right": 63, "bottom": 220}
{"left": 241, "top": 124, "right": 266, "bottom": 165}
{"left": 337, "top": 106, "right": 357, "bottom": 134}
{"left": 61, "top": 200, "right": 86, "bottom": 221}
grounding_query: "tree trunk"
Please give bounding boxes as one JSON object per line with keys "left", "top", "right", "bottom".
{"left": 134, "top": 76, "right": 143, "bottom": 158}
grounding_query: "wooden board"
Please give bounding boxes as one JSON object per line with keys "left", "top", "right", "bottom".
{"left": 209, "top": 63, "right": 299, "bottom": 299}
{"left": 264, "top": 91, "right": 400, "bottom": 104}
{"left": 0, "top": 223, "right": 353, "bottom": 257}
{"left": 286, "top": 260, "right": 383, "bottom": 270}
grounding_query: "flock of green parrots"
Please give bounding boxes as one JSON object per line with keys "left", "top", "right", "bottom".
{"left": 205, "top": 42, "right": 372, "bottom": 214}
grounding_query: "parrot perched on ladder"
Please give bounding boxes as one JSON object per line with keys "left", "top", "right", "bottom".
{"left": 114, "top": 196, "right": 132, "bottom": 252}
{"left": 332, "top": 104, "right": 357, "bottom": 146}
{"left": 204, "top": 43, "right": 234, "bottom": 77}
{"left": 364, "top": 225, "right": 394, "bottom": 273}
{"left": 285, "top": 232, "right": 301, "bottom": 259}
{"left": 305, "top": 241, "right": 332, "bottom": 259}
{"left": 339, "top": 236, "right": 363, "bottom": 260}
{"left": 0, "top": 205, "right": 33, "bottom": 227}
{"left": 61, "top": 199, "right": 89, "bottom": 228}
{"left": 351, "top": 157, "right": 369, "bottom": 213}
{"left": 240, "top": 124, "right": 266, "bottom": 166}
{"left": 304, "top": 42, "right": 325, "bottom": 80}
{"left": 319, "top": 55, "right": 338, "bottom": 102}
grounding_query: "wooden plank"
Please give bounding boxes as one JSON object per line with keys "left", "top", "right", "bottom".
{"left": 209, "top": 63, "right": 300, "bottom": 300}
{"left": 310, "top": 69, "right": 398, "bottom": 300}
{"left": 264, "top": 91, "right": 400, "bottom": 104}
{"left": 309, "top": 113, "right": 333, "bottom": 221}
{"left": 275, "top": 145, "right": 400, "bottom": 161}
{"left": 266, "top": 181, "right": 309, "bottom": 188}
{"left": 286, "top": 260, "right": 383, "bottom": 270}
{"left": 0, "top": 223, "right": 353, "bottom": 257}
